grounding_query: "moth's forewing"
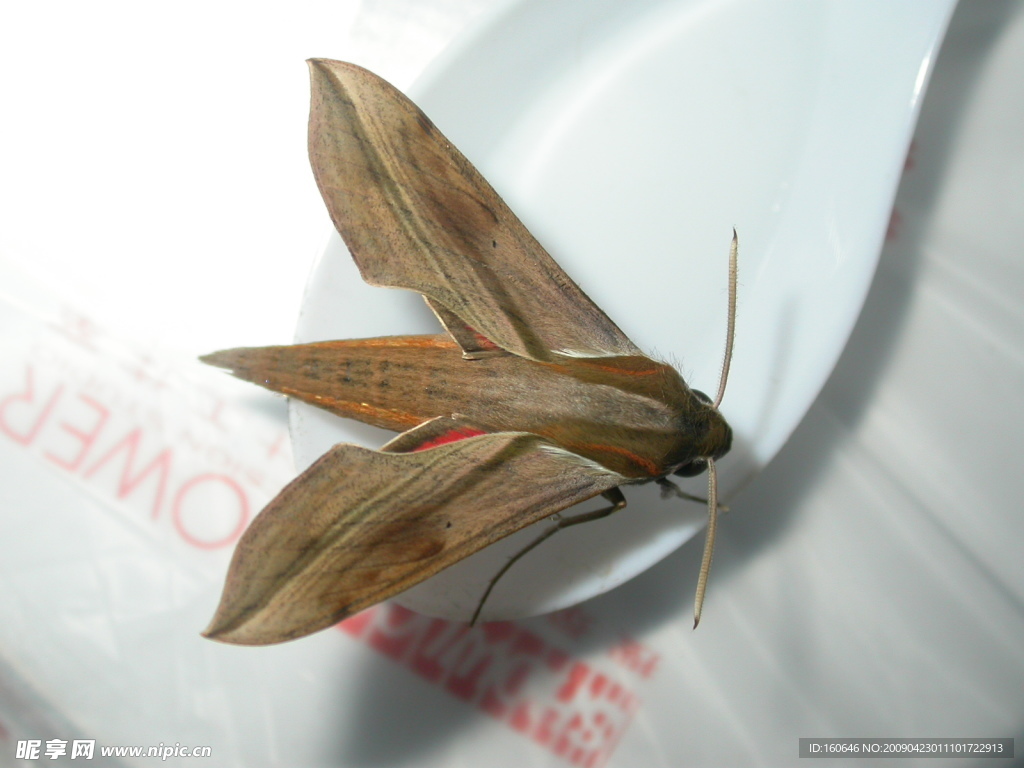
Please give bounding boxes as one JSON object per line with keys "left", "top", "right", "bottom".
{"left": 307, "top": 59, "right": 642, "bottom": 362}
{"left": 203, "top": 430, "right": 625, "bottom": 645}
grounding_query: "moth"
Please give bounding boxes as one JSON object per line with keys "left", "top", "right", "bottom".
{"left": 202, "top": 59, "right": 736, "bottom": 645}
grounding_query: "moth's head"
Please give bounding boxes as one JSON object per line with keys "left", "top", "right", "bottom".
{"left": 672, "top": 389, "right": 732, "bottom": 477}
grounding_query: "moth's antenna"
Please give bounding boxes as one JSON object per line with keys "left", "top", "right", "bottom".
{"left": 694, "top": 231, "right": 738, "bottom": 628}
{"left": 713, "top": 229, "right": 738, "bottom": 409}
{"left": 693, "top": 459, "right": 718, "bottom": 628}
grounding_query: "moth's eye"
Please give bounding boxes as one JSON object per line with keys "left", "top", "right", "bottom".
{"left": 674, "top": 459, "right": 707, "bottom": 477}
{"left": 692, "top": 389, "right": 712, "bottom": 406}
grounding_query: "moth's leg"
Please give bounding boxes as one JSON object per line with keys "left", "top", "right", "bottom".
{"left": 470, "top": 488, "right": 628, "bottom": 626}
{"left": 656, "top": 477, "right": 729, "bottom": 512}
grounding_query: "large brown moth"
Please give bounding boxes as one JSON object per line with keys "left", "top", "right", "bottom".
{"left": 201, "top": 59, "right": 736, "bottom": 646}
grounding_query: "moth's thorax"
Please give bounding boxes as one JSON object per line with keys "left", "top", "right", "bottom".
{"left": 516, "top": 354, "right": 732, "bottom": 480}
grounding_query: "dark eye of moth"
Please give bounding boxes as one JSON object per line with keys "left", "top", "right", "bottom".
{"left": 692, "top": 389, "right": 712, "bottom": 405}
{"left": 674, "top": 459, "right": 709, "bottom": 477}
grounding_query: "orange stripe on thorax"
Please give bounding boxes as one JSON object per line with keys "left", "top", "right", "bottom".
{"left": 582, "top": 361, "right": 661, "bottom": 376}
{"left": 538, "top": 356, "right": 665, "bottom": 378}
{"left": 563, "top": 440, "right": 661, "bottom": 477}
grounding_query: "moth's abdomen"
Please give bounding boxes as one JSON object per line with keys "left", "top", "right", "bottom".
{"left": 201, "top": 335, "right": 463, "bottom": 432}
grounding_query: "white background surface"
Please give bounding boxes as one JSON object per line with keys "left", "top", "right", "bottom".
{"left": 1, "top": 1, "right": 1023, "bottom": 766}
